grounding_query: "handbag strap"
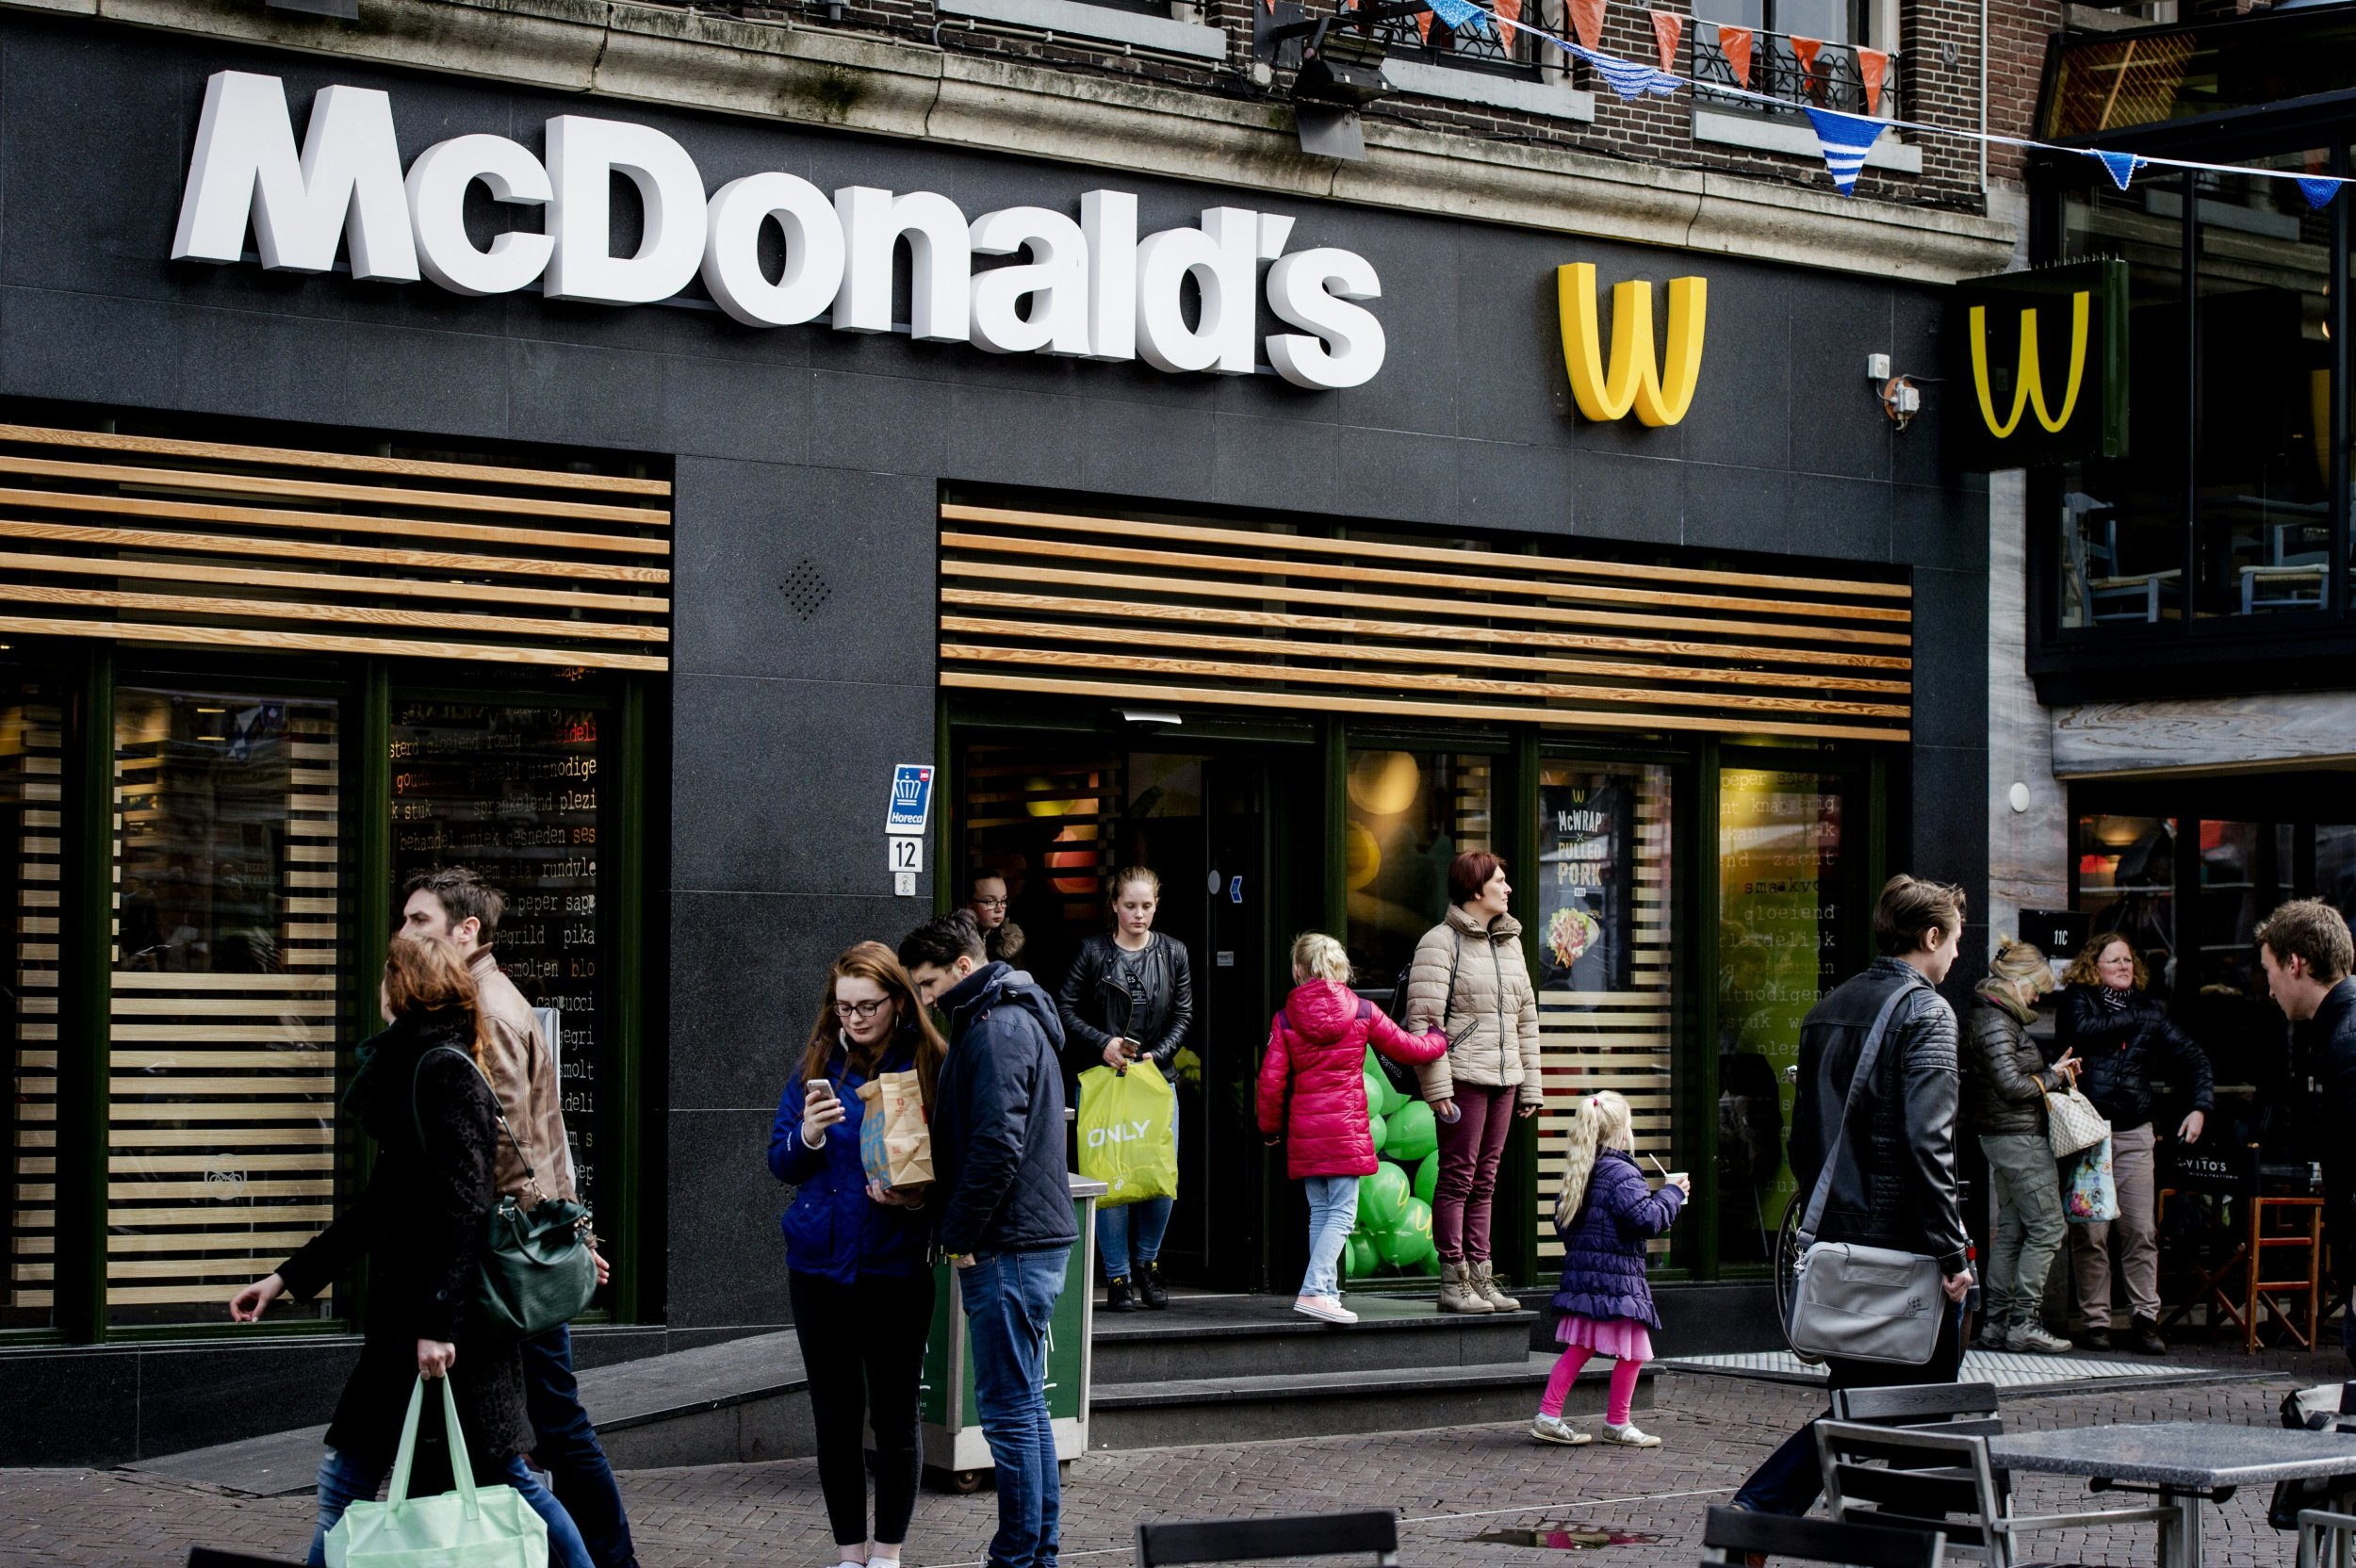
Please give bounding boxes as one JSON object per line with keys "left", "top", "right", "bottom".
{"left": 386, "top": 1373, "right": 482, "bottom": 1519}
{"left": 1795, "top": 975, "right": 1921, "bottom": 1248}
{"left": 1439, "top": 930, "right": 1467, "bottom": 1043}
{"left": 412, "top": 1043, "right": 534, "bottom": 1194}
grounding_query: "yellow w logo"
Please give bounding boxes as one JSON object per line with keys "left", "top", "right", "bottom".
{"left": 1557, "top": 264, "right": 1708, "bottom": 427}
{"left": 1969, "top": 291, "right": 2089, "bottom": 438}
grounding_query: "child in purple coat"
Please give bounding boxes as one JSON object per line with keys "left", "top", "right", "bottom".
{"left": 1533, "top": 1090, "right": 1690, "bottom": 1448}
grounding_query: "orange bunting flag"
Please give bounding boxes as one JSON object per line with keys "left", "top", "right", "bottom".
{"left": 1716, "top": 24, "right": 1753, "bottom": 88}
{"left": 1567, "top": 0, "right": 1604, "bottom": 49}
{"left": 1647, "top": 9, "right": 1683, "bottom": 72}
{"left": 1415, "top": 7, "right": 1432, "bottom": 41}
{"left": 1496, "top": 0, "right": 1522, "bottom": 49}
{"left": 1790, "top": 34, "right": 1823, "bottom": 81}
{"left": 1855, "top": 45, "right": 1888, "bottom": 115}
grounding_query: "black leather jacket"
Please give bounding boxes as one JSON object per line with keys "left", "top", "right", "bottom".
{"left": 932, "top": 963, "right": 1080, "bottom": 1257}
{"left": 2055, "top": 986, "right": 2214, "bottom": 1132}
{"left": 1056, "top": 932, "right": 1194, "bottom": 1073}
{"left": 1789, "top": 957, "right": 1971, "bottom": 1275}
{"left": 2296, "top": 977, "right": 2356, "bottom": 1280}
{"left": 1966, "top": 997, "right": 2068, "bottom": 1139}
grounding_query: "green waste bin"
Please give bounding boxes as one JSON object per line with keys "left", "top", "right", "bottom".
{"left": 916, "top": 1174, "right": 1102, "bottom": 1493}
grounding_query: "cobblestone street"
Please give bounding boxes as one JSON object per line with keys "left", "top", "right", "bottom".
{"left": 8, "top": 1355, "right": 2348, "bottom": 1567}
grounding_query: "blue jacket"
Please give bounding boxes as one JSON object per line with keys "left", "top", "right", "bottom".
{"left": 767, "top": 1029, "right": 933, "bottom": 1284}
{"left": 933, "top": 962, "right": 1079, "bottom": 1257}
{"left": 1549, "top": 1150, "right": 1685, "bottom": 1331}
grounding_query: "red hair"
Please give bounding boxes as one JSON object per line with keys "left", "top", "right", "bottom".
{"left": 1448, "top": 851, "right": 1506, "bottom": 906}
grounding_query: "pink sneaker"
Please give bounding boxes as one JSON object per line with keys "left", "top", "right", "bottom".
{"left": 1293, "top": 1294, "right": 1359, "bottom": 1325}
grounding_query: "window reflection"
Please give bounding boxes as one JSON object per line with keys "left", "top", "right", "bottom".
{"left": 1343, "top": 750, "right": 1494, "bottom": 987}
{"left": 2075, "top": 812, "right": 2175, "bottom": 990}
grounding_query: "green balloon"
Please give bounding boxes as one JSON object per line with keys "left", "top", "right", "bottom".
{"left": 1345, "top": 1232, "right": 1379, "bottom": 1280}
{"left": 1383, "top": 1079, "right": 1412, "bottom": 1118}
{"left": 1413, "top": 1152, "right": 1438, "bottom": 1207}
{"left": 1360, "top": 1162, "right": 1410, "bottom": 1231}
{"left": 1362, "top": 1068, "right": 1387, "bottom": 1123}
{"left": 1368, "top": 1112, "right": 1388, "bottom": 1154}
{"left": 1388, "top": 1099, "right": 1439, "bottom": 1162}
{"left": 1386, "top": 1196, "right": 1435, "bottom": 1266}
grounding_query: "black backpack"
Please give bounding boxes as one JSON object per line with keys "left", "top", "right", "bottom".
{"left": 1370, "top": 938, "right": 1464, "bottom": 1096}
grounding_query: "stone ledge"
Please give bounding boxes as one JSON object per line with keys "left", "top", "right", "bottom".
{"left": 31, "top": 0, "right": 2016, "bottom": 280}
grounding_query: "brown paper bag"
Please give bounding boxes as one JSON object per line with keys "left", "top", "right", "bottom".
{"left": 857, "top": 1070, "right": 933, "bottom": 1189}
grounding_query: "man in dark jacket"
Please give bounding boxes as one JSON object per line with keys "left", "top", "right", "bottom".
{"left": 1732, "top": 874, "right": 1976, "bottom": 1518}
{"left": 900, "top": 912, "right": 1076, "bottom": 1568}
{"left": 2257, "top": 898, "right": 2356, "bottom": 1373}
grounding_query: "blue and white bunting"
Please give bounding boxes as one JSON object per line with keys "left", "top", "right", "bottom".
{"left": 1425, "top": 0, "right": 1488, "bottom": 32}
{"left": 1803, "top": 106, "right": 1883, "bottom": 197}
{"left": 2091, "top": 151, "right": 2148, "bottom": 191}
{"left": 2298, "top": 175, "right": 2345, "bottom": 211}
{"left": 1570, "top": 42, "right": 1680, "bottom": 101}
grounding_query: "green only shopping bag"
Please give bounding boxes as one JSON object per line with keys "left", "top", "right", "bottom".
{"left": 325, "top": 1374, "right": 549, "bottom": 1568}
{"left": 1075, "top": 1060, "right": 1178, "bottom": 1209}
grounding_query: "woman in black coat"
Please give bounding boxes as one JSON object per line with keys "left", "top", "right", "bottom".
{"left": 2057, "top": 932, "right": 2215, "bottom": 1357}
{"left": 229, "top": 938, "right": 593, "bottom": 1568}
{"left": 1057, "top": 864, "right": 1193, "bottom": 1312}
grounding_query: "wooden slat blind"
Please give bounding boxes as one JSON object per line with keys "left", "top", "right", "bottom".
{"left": 4, "top": 698, "right": 61, "bottom": 1316}
{"left": 0, "top": 423, "right": 669, "bottom": 671}
{"left": 939, "top": 504, "right": 1910, "bottom": 743}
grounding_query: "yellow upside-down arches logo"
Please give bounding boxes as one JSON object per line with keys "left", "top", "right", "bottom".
{"left": 1969, "top": 291, "right": 2090, "bottom": 438}
{"left": 1557, "top": 264, "right": 1707, "bottom": 427}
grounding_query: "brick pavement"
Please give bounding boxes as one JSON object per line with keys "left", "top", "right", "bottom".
{"left": 8, "top": 1349, "right": 2350, "bottom": 1568}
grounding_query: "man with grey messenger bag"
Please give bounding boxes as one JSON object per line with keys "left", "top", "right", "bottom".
{"left": 1732, "top": 875, "right": 1978, "bottom": 1518}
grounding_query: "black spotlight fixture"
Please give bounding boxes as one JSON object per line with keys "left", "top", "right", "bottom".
{"left": 1256, "top": 1, "right": 1429, "bottom": 160}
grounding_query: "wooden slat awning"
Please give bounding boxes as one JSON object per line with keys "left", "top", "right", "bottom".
{"left": 0, "top": 423, "right": 670, "bottom": 671}
{"left": 939, "top": 504, "right": 1911, "bottom": 743}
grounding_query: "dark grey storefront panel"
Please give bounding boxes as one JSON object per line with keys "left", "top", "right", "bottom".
{"left": 0, "top": 8, "right": 1990, "bottom": 1448}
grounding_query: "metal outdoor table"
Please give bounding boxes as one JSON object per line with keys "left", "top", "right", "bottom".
{"left": 1988, "top": 1423, "right": 2356, "bottom": 1568}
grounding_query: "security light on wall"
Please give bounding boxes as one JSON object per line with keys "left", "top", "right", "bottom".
{"left": 1259, "top": 2, "right": 1431, "bottom": 160}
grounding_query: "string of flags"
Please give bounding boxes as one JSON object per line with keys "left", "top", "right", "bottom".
{"left": 1358, "top": 0, "right": 2350, "bottom": 207}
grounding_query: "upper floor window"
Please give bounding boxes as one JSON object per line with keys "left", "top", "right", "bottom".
{"left": 1689, "top": 0, "right": 1897, "bottom": 120}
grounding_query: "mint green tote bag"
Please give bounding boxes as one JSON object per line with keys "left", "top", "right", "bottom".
{"left": 325, "top": 1375, "right": 549, "bottom": 1568}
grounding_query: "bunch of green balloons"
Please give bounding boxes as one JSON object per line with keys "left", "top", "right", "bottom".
{"left": 1339, "top": 1047, "right": 1448, "bottom": 1282}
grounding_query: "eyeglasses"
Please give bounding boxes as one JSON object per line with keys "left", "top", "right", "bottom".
{"left": 972, "top": 897, "right": 1007, "bottom": 908}
{"left": 833, "top": 998, "right": 890, "bottom": 1020}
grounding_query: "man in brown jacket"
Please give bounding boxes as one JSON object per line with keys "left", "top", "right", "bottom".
{"left": 401, "top": 867, "right": 637, "bottom": 1568}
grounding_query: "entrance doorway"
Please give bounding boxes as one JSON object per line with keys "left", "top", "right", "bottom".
{"left": 955, "top": 740, "right": 1278, "bottom": 1291}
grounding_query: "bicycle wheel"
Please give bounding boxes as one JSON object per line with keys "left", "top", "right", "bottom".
{"left": 1772, "top": 1191, "right": 1825, "bottom": 1365}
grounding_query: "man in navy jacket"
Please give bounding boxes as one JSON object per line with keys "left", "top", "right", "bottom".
{"left": 899, "top": 912, "right": 1076, "bottom": 1568}
{"left": 2257, "top": 898, "right": 2356, "bottom": 1372}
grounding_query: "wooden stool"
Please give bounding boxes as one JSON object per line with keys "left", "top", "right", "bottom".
{"left": 2250, "top": 1190, "right": 2327, "bottom": 1352}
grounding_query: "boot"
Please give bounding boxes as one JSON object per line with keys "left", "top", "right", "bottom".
{"left": 1469, "top": 1259, "right": 1518, "bottom": 1313}
{"left": 2132, "top": 1315, "right": 2168, "bottom": 1357}
{"left": 1105, "top": 1275, "right": 1137, "bottom": 1313}
{"left": 1437, "top": 1260, "right": 1495, "bottom": 1314}
{"left": 1137, "top": 1259, "right": 1170, "bottom": 1310}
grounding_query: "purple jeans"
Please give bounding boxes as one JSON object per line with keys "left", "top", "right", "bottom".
{"left": 1433, "top": 1084, "right": 1516, "bottom": 1263}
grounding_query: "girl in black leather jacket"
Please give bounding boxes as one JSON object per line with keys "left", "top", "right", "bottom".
{"left": 2056, "top": 933, "right": 2213, "bottom": 1354}
{"left": 1057, "top": 866, "right": 1193, "bottom": 1310}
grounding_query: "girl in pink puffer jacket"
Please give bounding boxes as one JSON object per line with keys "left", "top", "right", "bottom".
{"left": 1257, "top": 933, "right": 1448, "bottom": 1325}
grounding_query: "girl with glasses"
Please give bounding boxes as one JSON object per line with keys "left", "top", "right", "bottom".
{"left": 768, "top": 942, "right": 949, "bottom": 1568}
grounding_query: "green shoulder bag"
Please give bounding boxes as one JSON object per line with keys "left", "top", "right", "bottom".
{"left": 414, "top": 1046, "right": 598, "bottom": 1338}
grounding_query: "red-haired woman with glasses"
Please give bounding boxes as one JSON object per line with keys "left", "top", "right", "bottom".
{"left": 769, "top": 941, "right": 949, "bottom": 1568}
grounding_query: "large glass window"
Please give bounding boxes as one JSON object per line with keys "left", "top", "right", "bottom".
{"left": 1343, "top": 749, "right": 1495, "bottom": 986}
{"left": 390, "top": 701, "right": 606, "bottom": 1213}
{"left": 1533, "top": 761, "right": 1677, "bottom": 1269}
{"left": 1716, "top": 767, "right": 1851, "bottom": 1267}
{"left": 2075, "top": 812, "right": 2176, "bottom": 988}
{"left": 3, "top": 676, "right": 63, "bottom": 1329}
{"left": 108, "top": 687, "right": 344, "bottom": 1326}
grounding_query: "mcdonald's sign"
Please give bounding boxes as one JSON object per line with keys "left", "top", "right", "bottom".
{"left": 1949, "top": 258, "right": 2128, "bottom": 470}
{"left": 1557, "top": 264, "right": 1708, "bottom": 427}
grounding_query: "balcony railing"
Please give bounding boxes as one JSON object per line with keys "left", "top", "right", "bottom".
{"left": 1692, "top": 28, "right": 1899, "bottom": 122}
{"left": 1368, "top": 8, "right": 1550, "bottom": 77}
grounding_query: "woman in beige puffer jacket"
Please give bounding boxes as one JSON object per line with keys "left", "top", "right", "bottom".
{"left": 1402, "top": 851, "right": 1542, "bottom": 1315}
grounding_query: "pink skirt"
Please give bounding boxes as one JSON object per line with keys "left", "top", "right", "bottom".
{"left": 1554, "top": 1313, "right": 1653, "bottom": 1361}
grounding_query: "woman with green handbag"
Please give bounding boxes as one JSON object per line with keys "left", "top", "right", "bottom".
{"left": 228, "top": 937, "right": 594, "bottom": 1568}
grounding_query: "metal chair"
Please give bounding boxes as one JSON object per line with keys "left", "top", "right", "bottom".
{"left": 2299, "top": 1509, "right": 2356, "bottom": 1568}
{"left": 1137, "top": 1510, "right": 1399, "bottom": 1566}
{"left": 1832, "top": 1381, "right": 2003, "bottom": 1437}
{"left": 1700, "top": 1504, "right": 1943, "bottom": 1568}
{"left": 1816, "top": 1420, "right": 2174, "bottom": 1568}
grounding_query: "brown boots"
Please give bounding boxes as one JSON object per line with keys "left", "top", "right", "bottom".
{"left": 1469, "top": 1260, "right": 1517, "bottom": 1312}
{"left": 1437, "top": 1260, "right": 1492, "bottom": 1314}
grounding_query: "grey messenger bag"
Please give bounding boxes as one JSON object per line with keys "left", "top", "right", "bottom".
{"left": 1783, "top": 980, "right": 1948, "bottom": 1366}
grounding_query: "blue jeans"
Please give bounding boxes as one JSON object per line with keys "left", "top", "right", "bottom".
{"left": 520, "top": 1325, "right": 639, "bottom": 1568}
{"left": 958, "top": 1248, "right": 1069, "bottom": 1568}
{"left": 308, "top": 1444, "right": 594, "bottom": 1568}
{"left": 1732, "top": 1299, "right": 1966, "bottom": 1517}
{"left": 1301, "top": 1175, "right": 1360, "bottom": 1298}
{"left": 1098, "top": 1101, "right": 1175, "bottom": 1280}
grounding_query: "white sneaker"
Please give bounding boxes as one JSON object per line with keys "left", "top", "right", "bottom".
{"left": 1530, "top": 1414, "right": 1592, "bottom": 1446}
{"left": 1293, "top": 1294, "right": 1358, "bottom": 1325}
{"left": 1599, "top": 1422, "right": 1661, "bottom": 1447}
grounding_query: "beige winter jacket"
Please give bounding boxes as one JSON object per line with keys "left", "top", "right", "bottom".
{"left": 470, "top": 948, "right": 578, "bottom": 1204}
{"left": 1402, "top": 906, "right": 1543, "bottom": 1106}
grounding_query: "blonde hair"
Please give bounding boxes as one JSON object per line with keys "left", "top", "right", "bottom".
{"left": 1551, "top": 1090, "right": 1633, "bottom": 1228}
{"left": 1290, "top": 932, "right": 1351, "bottom": 984}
